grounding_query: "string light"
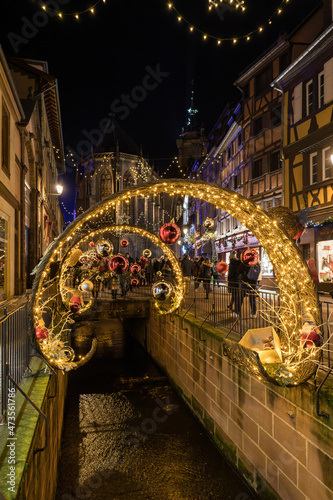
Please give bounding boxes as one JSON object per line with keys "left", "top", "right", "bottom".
{"left": 208, "top": 0, "right": 246, "bottom": 12}
{"left": 166, "top": 0, "right": 293, "bottom": 45}
{"left": 40, "top": 0, "right": 107, "bottom": 20}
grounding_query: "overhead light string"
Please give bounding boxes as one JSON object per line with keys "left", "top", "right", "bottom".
{"left": 40, "top": 0, "right": 107, "bottom": 20}
{"left": 166, "top": 0, "right": 292, "bottom": 45}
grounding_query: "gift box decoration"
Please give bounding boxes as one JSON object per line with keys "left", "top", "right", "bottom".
{"left": 239, "top": 326, "right": 282, "bottom": 364}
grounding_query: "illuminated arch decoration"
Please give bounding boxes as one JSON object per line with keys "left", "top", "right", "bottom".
{"left": 31, "top": 222, "right": 184, "bottom": 371}
{"left": 30, "top": 180, "right": 321, "bottom": 384}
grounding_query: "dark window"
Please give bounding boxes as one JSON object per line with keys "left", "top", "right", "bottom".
{"left": 237, "top": 133, "right": 242, "bottom": 147}
{"left": 233, "top": 173, "right": 240, "bottom": 190}
{"left": 227, "top": 147, "right": 231, "bottom": 160}
{"left": 100, "top": 169, "right": 113, "bottom": 198}
{"left": 271, "top": 106, "right": 281, "bottom": 127}
{"left": 270, "top": 151, "right": 280, "bottom": 172}
{"left": 252, "top": 159, "right": 262, "bottom": 179}
{"left": 1, "top": 100, "right": 10, "bottom": 173}
{"left": 255, "top": 66, "right": 273, "bottom": 95}
{"left": 253, "top": 116, "right": 263, "bottom": 135}
{"left": 244, "top": 83, "right": 250, "bottom": 99}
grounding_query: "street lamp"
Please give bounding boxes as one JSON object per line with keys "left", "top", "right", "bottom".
{"left": 45, "top": 184, "right": 63, "bottom": 196}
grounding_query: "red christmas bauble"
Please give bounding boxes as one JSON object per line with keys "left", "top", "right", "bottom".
{"left": 36, "top": 326, "right": 48, "bottom": 340}
{"left": 241, "top": 248, "right": 259, "bottom": 266}
{"left": 216, "top": 261, "right": 229, "bottom": 274}
{"left": 89, "top": 241, "right": 95, "bottom": 247}
{"left": 159, "top": 222, "right": 181, "bottom": 244}
{"left": 120, "top": 239, "right": 129, "bottom": 248}
{"left": 139, "top": 256, "right": 147, "bottom": 269}
{"left": 99, "top": 266, "right": 106, "bottom": 272}
{"left": 131, "top": 278, "right": 140, "bottom": 287}
{"left": 130, "top": 264, "right": 141, "bottom": 275}
{"left": 109, "top": 254, "right": 129, "bottom": 275}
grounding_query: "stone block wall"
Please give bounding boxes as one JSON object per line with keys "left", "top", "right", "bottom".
{"left": 0, "top": 358, "right": 67, "bottom": 500}
{"left": 137, "top": 308, "right": 333, "bottom": 500}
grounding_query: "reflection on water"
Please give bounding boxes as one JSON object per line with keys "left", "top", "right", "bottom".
{"left": 56, "top": 319, "right": 257, "bottom": 500}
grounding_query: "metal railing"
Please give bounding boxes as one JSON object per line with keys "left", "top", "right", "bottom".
{"left": 183, "top": 280, "right": 281, "bottom": 334}
{"left": 182, "top": 279, "right": 333, "bottom": 370}
{"left": 81, "top": 279, "right": 333, "bottom": 370}
{"left": 319, "top": 299, "right": 333, "bottom": 370}
{"left": 0, "top": 302, "right": 31, "bottom": 419}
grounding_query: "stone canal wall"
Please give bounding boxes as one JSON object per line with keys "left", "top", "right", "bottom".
{"left": 0, "top": 358, "right": 67, "bottom": 500}
{"left": 130, "top": 308, "right": 333, "bottom": 500}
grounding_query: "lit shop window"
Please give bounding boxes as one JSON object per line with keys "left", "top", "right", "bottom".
{"left": 261, "top": 248, "right": 274, "bottom": 276}
{"left": 0, "top": 217, "right": 7, "bottom": 301}
{"left": 317, "top": 240, "right": 333, "bottom": 283}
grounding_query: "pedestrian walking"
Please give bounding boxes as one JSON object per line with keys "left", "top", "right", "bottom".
{"left": 235, "top": 250, "right": 261, "bottom": 318}
{"left": 201, "top": 258, "right": 213, "bottom": 299}
{"left": 212, "top": 260, "right": 220, "bottom": 286}
{"left": 193, "top": 256, "right": 204, "bottom": 290}
{"left": 181, "top": 254, "right": 194, "bottom": 294}
{"left": 227, "top": 250, "right": 241, "bottom": 312}
{"left": 145, "top": 258, "right": 154, "bottom": 285}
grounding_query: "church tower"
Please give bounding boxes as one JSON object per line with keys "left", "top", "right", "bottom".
{"left": 176, "top": 87, "right": 206, "bottom": 177}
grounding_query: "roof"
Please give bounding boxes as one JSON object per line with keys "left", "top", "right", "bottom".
{"left": 0, "top": 45, "right": 25, "bottom": 119}
{"left": 7, "top": 57, "right": 65, "bottom": 173}
{"left": 95, "top": 118, "right": 141, "bottom": 156}
{"left": 272, "top": 23, "right": 333, "bottom": 88}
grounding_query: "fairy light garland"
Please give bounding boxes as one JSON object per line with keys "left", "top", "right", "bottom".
{"left": 31, "top": 179, "right": 321, "bottom": 384}
{"left": 40, "top": 0, "right": 107, "bottom": 19}
{"left": 208, "top": 0, "right": 246, "bottom": 11}
{"left": 167, "top": 0, "right": 292, "bottom": 45}
{"left": 32, "top": 222, "right": 184, "bottom": 370}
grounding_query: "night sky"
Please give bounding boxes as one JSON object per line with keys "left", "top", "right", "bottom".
{"left": 0, "top": 0, "right": 322, "bottom": 221}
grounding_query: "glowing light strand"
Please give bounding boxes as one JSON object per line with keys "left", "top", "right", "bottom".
{"left": 40, "top": 0, "right": 107, "bottom": 19}
{"left": 167, "top": 0, "right": 291, "bottom": 44}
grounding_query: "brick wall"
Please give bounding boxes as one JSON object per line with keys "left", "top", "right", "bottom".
{"left": 137, "top": 308, "right": 333, "bottom": 500}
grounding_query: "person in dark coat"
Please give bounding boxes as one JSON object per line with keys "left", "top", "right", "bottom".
{"left": 235, "top": 259, "right": 261, "bottom": 318}
{"left": 145, "top": 258, "right": 153, "bottom": 285}
{"left": 181, "top": 254, "right": 194, "bottom": 277}
{"left": 201, "top": 258, "right": 213, "bottom": 299}
{"left": 212, "top": 260, "right": 219, "bottom": 286}
{"left": 194, "top": 257, "right": 204, "bottom": 290}
{"left": 227, "top": 250, "right": 241, "bottom": 311}
{"left": 181, "top": 254, "right": 194, "bottom": 294}
{"left": 152, "top": 258, "right": 160, "bottom": 280}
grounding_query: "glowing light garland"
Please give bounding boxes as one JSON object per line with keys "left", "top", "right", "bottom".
{"left": 31, "top": 180, "right": 320, "bottom": 384}
{"left": 32, "top": 222, "right": 184, "bottom": 370}
{"left": 40, "top": 0, "right": 107, "bottom": 19}
{"left": 167, "top": 0, "right": 292, "bottom": 45}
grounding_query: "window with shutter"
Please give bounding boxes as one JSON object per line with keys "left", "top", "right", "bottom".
{"left": 324, "top": 57, "right": 333, "bottom": 104}
{"left": 306, "top": 80, "right": 313, "bottom": 115}
{"left": 310, "top": 152, "right": 318, "bottom": 184}
{"left": 318, "top": 71, "right": 325, "bottom": 108}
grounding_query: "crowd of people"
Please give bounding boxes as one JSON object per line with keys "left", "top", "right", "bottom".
{"left": 180, "top": 251, "right": 261, "bottom": 317}
{"left": 68, "top": 247, "right": 261, "bottom": 317}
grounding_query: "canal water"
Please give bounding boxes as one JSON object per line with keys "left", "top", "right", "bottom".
{"left": 56, "top": 318, "right": 257, "bottom": 500}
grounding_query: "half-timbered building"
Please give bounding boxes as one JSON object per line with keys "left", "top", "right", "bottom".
{"left": 272, "top": 15, "right": 333, "bottom": 287}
